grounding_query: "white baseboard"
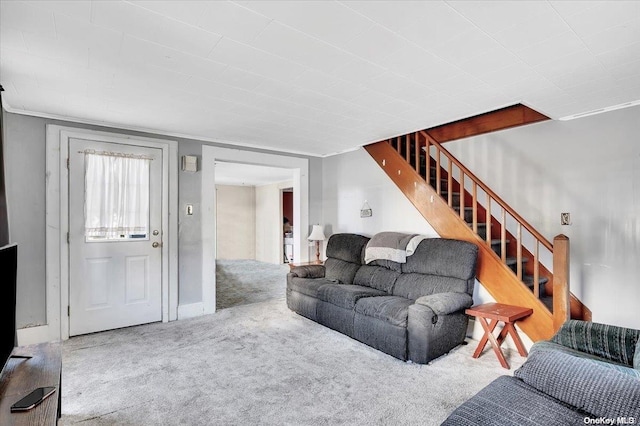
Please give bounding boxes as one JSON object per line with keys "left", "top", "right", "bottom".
{"left": 177, "top": 302, "right": 206, "bottom": 320}
{"left": 17, "top": 325, "right": 52, "bottom": 346}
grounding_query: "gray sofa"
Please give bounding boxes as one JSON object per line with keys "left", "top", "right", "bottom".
{"left": 286, "top": 233, "right": 479, "bottom": 364}
{"left": 443, "top": 320, "right": 640, "bottom": 425}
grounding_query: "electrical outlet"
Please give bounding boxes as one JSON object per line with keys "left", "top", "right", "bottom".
{"left": 186, "top": 204, "right": 193, "bottom": 215}
{"left": 561, "top": 212, "right": 571, "bottom": 225}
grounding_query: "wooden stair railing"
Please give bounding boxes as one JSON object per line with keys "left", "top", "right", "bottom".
{"left": 365, "top": 133, "right": 590, "bottom": 340}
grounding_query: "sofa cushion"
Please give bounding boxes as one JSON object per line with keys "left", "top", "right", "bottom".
{"left": 324, "top": 233, "right": 370, "bottom": 284}
{"left": 442, "top": 376, "right": 587, "bottom": 426}
{"left": 402, "top": 238, "right": 478, "bottom": 293}
{"left": 368, "top": 259, "right": 401, "bottom": 272}
{"left": 531, "top": 341, "right": 640, "bottom": 379}
{"left": 551, "top": 319, "right": 640, "bottom": 368}
{"left": 317, "top": 284, "right": 386, "bottom": 310}
{"left": 514, "top": 347, "right": 640, "bottom": 420}
{"left": 324, "top": 258, "right": 361, "bottom": 284}
{"left": 392, "top": 274, "right": 468, "bottom": 301}
{"left": 288, "top": 277, "right": 335, "bottom": 299}
{"left": 325, "top": 233, "right": 369, "bottom": 264}
{"left": 353, "top": 265, "right": 400, "bottom": 293}
{"left": 355, "top": 296, "right": 413, "bottom": 327}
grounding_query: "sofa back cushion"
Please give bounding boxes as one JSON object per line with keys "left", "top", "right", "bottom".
{"left": 393, "top": 238, "right": 478, "bottom": 300}
{"left": 353, "top": 265, "right": 400, "bottom": 293}
{"left": 552, "top": 320, "right": 640, "bottom": 368}
{"left": 393, "top": 274, "right": 469, "bottom": 300}
{"left": 324, "top": 233, "right": 369, "bottom": 284}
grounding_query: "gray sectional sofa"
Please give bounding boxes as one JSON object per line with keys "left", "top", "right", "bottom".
{"left": 286, "top": 233, "right": 479, "bottom": 364}
{"left": 443, "top": 320, "right": 640, "bottom": 425}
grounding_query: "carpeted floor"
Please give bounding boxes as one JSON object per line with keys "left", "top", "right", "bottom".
{"left": 216, "top": 259, "right": 290, "bottom": 310}
{"left": 61, "top": 298, "right": 525, "bottom": 425}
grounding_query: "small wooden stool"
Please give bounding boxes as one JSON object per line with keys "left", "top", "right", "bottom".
{"left": 465, "top": 303, "right": 533, "bottom": 369}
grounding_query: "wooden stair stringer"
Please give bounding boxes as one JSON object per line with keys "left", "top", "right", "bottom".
{"left": 423, "top": 131, "right": 591, "bottom": 322}
{"left": 365, "top": 141, "right": 555, "bottom": 341}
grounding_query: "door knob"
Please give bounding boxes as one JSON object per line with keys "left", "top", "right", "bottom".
{"left": 152, "top": 230, "right": 160, "bottom": 236}
{"left": 152, "top": 242, "right": 161, "bottom": 248}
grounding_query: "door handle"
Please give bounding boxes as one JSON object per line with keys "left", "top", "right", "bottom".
{"left": 152, "top": 242, "right": 162, "bottom": 248}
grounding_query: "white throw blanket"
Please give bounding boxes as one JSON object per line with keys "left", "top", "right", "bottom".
{"left": 364, "top": 232, "right": 427, "bottom": 264}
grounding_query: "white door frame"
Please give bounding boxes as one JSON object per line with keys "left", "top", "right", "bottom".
{"left": 201, "top": 146, "right": 309, "bottom": 316}
{"left": 43, "top": 125, "right": 178, "bottom": 341}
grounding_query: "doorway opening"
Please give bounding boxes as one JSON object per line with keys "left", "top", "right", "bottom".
{"left": 214, "top": 161, "right": 293, "bottom": 310}
{"left": 201, "top": 145, "right": 309, "bottom": 316}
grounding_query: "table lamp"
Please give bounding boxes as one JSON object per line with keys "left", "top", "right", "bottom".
{"left": 307, "top": 225, "right": 326, "bottom": 263}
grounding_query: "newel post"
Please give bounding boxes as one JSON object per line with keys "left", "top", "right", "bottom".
{"left": 553, "top": 234, "right": 570, "bottom": 332}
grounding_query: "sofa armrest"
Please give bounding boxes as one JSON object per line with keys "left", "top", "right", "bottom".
{"left": 515, "top": 346, "right": 640, "bottom": 420}
{"left": 288, "top": 265, "right": 325, "bottom": 279}
{"left": 414, "top": 292, "right": 473, "bottom": 315}
{"left": 552, "top": 320, "right": 640, "bottom": 368}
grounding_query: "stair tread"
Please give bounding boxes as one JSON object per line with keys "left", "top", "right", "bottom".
{"left": 384, "top": 139, "right": 570, "bottom": 318}
{"left": 522, "top": 275, "right": 549, "bottom": 286}
{"left": 490, "top": 239, "right": 510, "bottom": 245}
{"left": 468, "top": 222, "right": 487, "bottom": 227}
{"left": 505, "top": 256, "right": 529, "bottom": 266}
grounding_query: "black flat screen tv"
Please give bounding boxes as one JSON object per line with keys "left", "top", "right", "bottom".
{"left": 0, "top": 243, "right": 17, "bottom": 373}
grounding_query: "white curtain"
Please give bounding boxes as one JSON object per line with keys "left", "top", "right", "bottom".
{"left": 84, "top": 153, "right": 150, "bottom": 240}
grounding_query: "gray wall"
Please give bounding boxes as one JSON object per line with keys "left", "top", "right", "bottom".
{"left": 322, "top": 148, "right": 438, "bottom": 239}
{"left": 3, "top": 111, "right": 322, "bottom": 327}
{"left": 322, "top": 105, "right": 640, "bottom": 330}
{"left": 445, "top": 106, "right": 640, "bottom": 329}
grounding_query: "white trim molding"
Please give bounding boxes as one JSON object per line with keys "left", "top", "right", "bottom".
{"left": 45, "top": 125, "right": 179, "bottom": 342}
{"left": 202, "top": 146, "right": 309, "bottom": 315}
{"left": 177, "top": 302, "right": 205, "bottom": 320}
{"left": 17, "top": 325, "right": 51, "bottom": 346}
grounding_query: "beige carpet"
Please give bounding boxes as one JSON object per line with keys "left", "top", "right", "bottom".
{"left": 60, "top": 299, "right": 524, "bottom": 425}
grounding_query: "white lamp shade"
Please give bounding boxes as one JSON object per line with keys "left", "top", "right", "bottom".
{"left": 308, "top": 225, "right": 325, "bottom": 241}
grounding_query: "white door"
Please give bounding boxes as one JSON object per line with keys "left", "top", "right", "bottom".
{"left": 68, "top": 138, "right": 163, "bottom": 336}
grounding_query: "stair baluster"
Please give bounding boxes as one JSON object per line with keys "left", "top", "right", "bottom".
{"left": 365, "top": 130, "right": 591, "bottom": 340}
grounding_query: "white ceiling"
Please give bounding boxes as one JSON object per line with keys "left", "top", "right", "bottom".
{"left": 1, "top": 1, "right": 639, "bottom": 157}
{"left": 214, "top": 161, "right": 293, "bottom": 186}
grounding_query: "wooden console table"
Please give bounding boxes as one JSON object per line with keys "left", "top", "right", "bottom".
{"left": 466, "top": 303, "right": 533, "bottom": 369}
{"left": 0, "top": 342, "right": 62, "bottom": 425}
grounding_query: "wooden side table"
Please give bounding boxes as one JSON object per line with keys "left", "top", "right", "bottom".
{"left": 465, "top": 303, "right": 533, "bottom": 369}
{"left": 288, "top": 260, "right": 324, "bottom": 270}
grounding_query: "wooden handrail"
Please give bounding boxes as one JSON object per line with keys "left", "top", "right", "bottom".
{"left": 375, "top": 135, "right": 589, "bottom": 334}
{"left": 420, "top": 130, "right": 553, "bottom": 252}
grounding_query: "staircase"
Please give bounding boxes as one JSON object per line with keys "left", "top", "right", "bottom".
{"left": 365, "top": 131, "right": 591, "bottom": 342}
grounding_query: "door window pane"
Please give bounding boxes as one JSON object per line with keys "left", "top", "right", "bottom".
{"left": 84, "top": 153, "right": 150, "bottom": 241}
